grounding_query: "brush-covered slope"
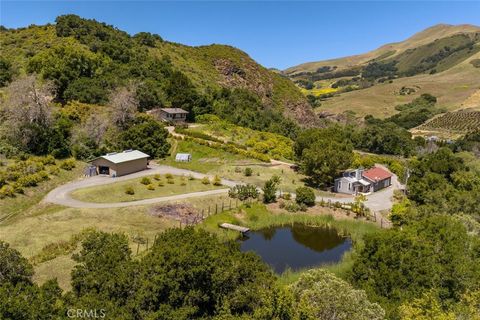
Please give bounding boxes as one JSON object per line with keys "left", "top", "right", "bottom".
{"left": 284, "top": 24, "right": 480, "bottom": 118}
{"left": 0, "top": 15, "right": 316, "bottom": 129}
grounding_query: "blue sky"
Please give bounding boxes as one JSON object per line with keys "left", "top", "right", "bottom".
{"left": 1, "top": 1, "right": 479, "bottom": 69}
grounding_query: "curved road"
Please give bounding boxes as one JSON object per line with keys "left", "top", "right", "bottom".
{"left": 45, "top": 162, "right": 401, "bottom": 213}
{"left": 44, "top": 164, "right": 237, "bottom": 209}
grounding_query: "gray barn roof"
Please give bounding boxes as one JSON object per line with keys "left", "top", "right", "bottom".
{"left": 98, "top": 150, "right": 149, "bottom": 164}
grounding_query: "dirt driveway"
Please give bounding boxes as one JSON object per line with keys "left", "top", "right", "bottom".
{"left": 45, "top": 163, "right": 401, "bottom": 214}
{"left": 44, "top": 164, "right": 237, "bottom": 209}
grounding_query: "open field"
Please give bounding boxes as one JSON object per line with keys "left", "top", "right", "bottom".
{"left": 0, "top": 191, "right": 237, "bottom": 290}
{"left": 70, "top": 173, "right": 225, "bottom": 203}
{"left": 1, "top": 203, "right": 174, "bottom": 290}
{"left": 317, "top": 65, "right": 480, "bottom": 119}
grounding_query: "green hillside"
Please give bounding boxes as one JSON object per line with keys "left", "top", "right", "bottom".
{"left": 0, "top": 15, "right": 316, "bottom": 131}
{"left": 284, "top": 24, "right": 480, "bottom": 118}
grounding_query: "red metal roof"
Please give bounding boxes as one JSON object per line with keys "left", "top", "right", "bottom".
{"left": 362, "top": 166, "right": 392, "bottom": 182}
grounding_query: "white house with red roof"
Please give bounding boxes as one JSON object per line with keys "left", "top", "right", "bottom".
{"left": 334, "top": 166, "right": 393, "bottom": 195}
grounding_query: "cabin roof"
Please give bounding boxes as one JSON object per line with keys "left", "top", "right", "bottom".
{"left": 363, "top": 166, "right": 392, "bottom": 182}
{"left": 160, "top": 108, "right": 189, "bottom": 114}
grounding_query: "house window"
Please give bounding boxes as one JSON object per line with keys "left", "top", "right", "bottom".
{"left": 338, "top": 181, "right": 342, "bottom": 189}
{"left": 348, "top": 183, "right": 351, "bottom": 190}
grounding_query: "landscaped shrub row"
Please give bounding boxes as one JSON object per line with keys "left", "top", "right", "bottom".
{"left": 175, "top": 127, "right": 249, "bottom": 151}
{"left": 0, "top": 156, "right": 76, "bottom": 199}
{"left": 174, "top": 135, "right": 271, "bottom": 162}
{"left": 195, "top": 114, "right": 294, "bottom": 160}
{"left": 174, "top": 128, "right": 223, "bottom": 143}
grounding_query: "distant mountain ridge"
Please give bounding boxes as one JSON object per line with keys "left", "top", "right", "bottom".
{"left": 284, "top": 24, "right": 480, "bottom": 119}
{"left": 285, "top": 23, "right": 480, "bottom": 74}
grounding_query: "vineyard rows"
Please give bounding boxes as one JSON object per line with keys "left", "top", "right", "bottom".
{"left": 419, "top": 111, "right": 480, "bottom": 132}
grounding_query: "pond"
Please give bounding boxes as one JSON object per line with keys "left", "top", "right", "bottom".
{"left": 239, "top": 223, "right": 352, "bottom": 273}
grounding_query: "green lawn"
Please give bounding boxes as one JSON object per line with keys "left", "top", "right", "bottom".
{"left": 70, "top": 174, "right": 226, "bottom": 203}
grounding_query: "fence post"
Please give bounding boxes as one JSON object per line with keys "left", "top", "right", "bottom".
{"left": 222, "top": 201, "right": 224, "bottom": 212}
{"left": 229, "top": 199, "right": 232, "bottom": 210}
{"left": 136, "top": 243, "right": 140, "bottom": 255}
{"left": 202, "top": 209, "right": 204, "bottom": 219}
{"left": 215, "top": 204, "right": 218, "bottom": 214}
{"left": 208, "top": 206, "right": 211, "bottom": 215}
{"left": 146, "top": 238, "right": 149, "bottom": 251}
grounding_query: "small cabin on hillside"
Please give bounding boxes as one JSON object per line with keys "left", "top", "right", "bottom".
{"left": 90, "top": 150, "right": 149, "bottom": 177}
{"left": 147, "top": 108, "right": 189, "bottom": 123}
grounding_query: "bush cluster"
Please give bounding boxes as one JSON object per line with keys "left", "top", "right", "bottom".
{"left": 176, "top": 135, "right": 271, "bottom": 162}
{"left": 0, "top": 155, "right": 68, "bottom": 198}
{"left": 295, "top": 187, "right": 316, "bottom": 207}
{"left": 140, "top": 177, "right": 151, "bottom": 185}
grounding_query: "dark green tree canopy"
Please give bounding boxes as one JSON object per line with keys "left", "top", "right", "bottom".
{"left": 117, "top": 115, "right": 170, "bottom": 158}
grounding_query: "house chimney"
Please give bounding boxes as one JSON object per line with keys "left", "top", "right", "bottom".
{"left": 356, "top": 167, "right": 364, "bottom": 180}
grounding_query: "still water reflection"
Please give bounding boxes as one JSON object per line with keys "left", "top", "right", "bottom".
{"left": 240, "top": 223, "right": 352, "bottom": 273}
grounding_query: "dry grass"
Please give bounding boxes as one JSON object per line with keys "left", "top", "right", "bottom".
{"left": 0, "top": 204, "right": 176, "bottom": 258}
{"left": 33, "top": 254, "right": 77, "bottom": 291}
{"left": 318, "top": 52, "right": 480, "bottom": 119}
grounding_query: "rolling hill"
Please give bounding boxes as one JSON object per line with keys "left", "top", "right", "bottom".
{"left": 285, "top": 24, "right": 480, "bottom": 119}
{"left": 0, "top": 15, "right": 316, "bottom": 129}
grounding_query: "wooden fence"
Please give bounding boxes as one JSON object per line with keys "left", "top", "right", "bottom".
{"left": 133, "top": 197, "right": 258, "bottom": 255}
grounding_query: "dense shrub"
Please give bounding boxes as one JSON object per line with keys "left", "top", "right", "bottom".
{"left": 228, "top": 184, "right": 259, "bottom": 201}
{"left": 0, "top": 185, "right": 15, "bottom": 198}
{"left": 60, "top": 159, "right": 76, "bottom": 170}
{"left": 212, "top": 175, "right": 222, "bottom": 186}
{"left": 140, "top": 177, "right": 151, "bottom": 185}
{"left": 295, "top": 187, "right": 316, "bottom": 206}
{"left": 125, "top": 186, "right": 135, "bottom": 195}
